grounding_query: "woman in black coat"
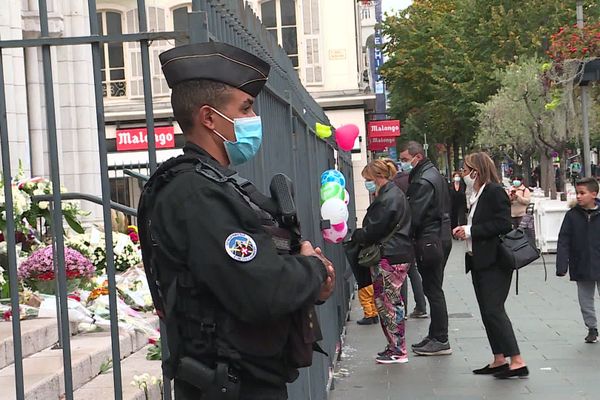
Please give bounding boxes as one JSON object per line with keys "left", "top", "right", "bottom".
{"left": 449, "top": 171, "right": 467, "bottom": 230}
{"left": 351, "top": 159, "right": 414, "bottom": 364}
{"left": 452, "top": 152, "right": 528, "bottom": 379}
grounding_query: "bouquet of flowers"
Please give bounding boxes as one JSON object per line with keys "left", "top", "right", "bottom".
{"left": 127, "top": 225, "right": 139, "bottom": 245}
{"left": 67, "top": 231, "right": 141, "bottom": 274}
{"left": 17, "top": 246, "right": 94, "bottom": 294}
{"left": 0, "top": 162, "right": 88, "bottom": 245}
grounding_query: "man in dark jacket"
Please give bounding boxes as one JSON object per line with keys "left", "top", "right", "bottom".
{"left": 556, "top": 177, "right": 600, "bottom": 344}
{"left": 399, "top": 141, "right": 452, "bottom": 356}
{"left": 394, "top": 170, "right": 428, "bottom": 318}
{"left": 138, "top": 42, "right": 335, "bottom": 399}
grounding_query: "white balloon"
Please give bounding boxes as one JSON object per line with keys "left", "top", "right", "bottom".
{"left": 321, "top": 198, "right": 349, "bottom": 225}
{"left": 322, "top": 223, "right": 348, "bottom": 244}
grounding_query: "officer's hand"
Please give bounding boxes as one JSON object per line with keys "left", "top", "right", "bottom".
{"left": 318, "top": 268, "right": 335, "bottom": 302}
{"left": 300, "top": 241, "right": 318, "bottom": 257}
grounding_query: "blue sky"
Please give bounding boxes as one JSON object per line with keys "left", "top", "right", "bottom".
{"left": 383, "top": 0, "right": 412, "bottom": 13}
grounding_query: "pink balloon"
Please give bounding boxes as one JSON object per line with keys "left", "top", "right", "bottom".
{"left": 335, "top": 124, "right": 359, "bottom": 152}
{"left": 322, "top": 223, "right": 348, "bottom": 244}
{"left": 332, "top": 222, "right": 346, "bottom": 232}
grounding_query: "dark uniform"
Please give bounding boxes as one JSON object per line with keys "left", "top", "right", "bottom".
{"left": 138, "top": 43, "right": 328, "bottom": 400}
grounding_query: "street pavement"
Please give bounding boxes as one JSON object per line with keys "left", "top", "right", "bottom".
{"left": 330, "top": 240, "right": 600, "bottom": 400}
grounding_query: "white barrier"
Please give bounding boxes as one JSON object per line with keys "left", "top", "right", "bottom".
{"left": 532, "top": 197, "right": 570, "bottom": 254}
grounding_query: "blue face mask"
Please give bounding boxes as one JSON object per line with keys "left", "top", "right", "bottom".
{"left": 211, "top": 108, "right": 263, "bottom": 166}
{"left": 400, "top": 162, "right": 413, "bottom": 172}
{"left": 512, "top": 180, "right": 522, "bottom": 187}
{"left": 365, "top": 180, "right": 377, "bottom": 193}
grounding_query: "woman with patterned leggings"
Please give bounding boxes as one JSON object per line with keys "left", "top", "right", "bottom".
{"left": 352, "top": 159, "right": 414, "bottom": 364}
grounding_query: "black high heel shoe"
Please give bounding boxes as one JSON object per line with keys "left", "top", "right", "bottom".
{"left": 494, "top": 366, "right": 529, "bottom": 379}
{"left": 472, "top": 364, "right": 509, "bottom": 375}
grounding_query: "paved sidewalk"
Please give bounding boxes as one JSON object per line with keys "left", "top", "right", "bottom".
{"left": 330, "top": 241, "right": 600, "bottom": 400}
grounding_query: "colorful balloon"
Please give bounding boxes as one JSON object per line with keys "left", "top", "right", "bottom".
{"left": 320, "top": 182, "right": 344, "bottom": 203}
{"left": 335, "top": 124, "right": 359, "bottom": 151}
{"left": 320, "top": 169, "right": 346, "bottom": 188}
{"left": 320, "top": 198, "right": 349, "bottom": 225}
{"left": 322, "top": 222, "right": 348, "bottom": 244}
{"left": 343, "top": 189, "right": 350, "bottom": 205}
{"left": 315, "top": 122, "right": 332, "bottom": 140}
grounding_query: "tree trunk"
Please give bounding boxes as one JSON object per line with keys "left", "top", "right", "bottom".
{"left": 522, "top": 153, "right": 532, "bottom": 188}
{"left": 445, "top": 143, "right": 452, "bottom": 177}
{"left": 453, "top": 137, "right": 460, "bottom": 170}
{"left": 559, "top": 148, "right": 567, "bottom": 193}
{"left": 540, "top": 151, "right": 550, "bottom": 197}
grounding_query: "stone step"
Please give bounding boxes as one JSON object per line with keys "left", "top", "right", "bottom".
{"left": 74, "top": 345, "right": 164, "bottom": 400}
{"left": 0, "top": 316, "right": 157, "bottom": 400}
{"left": 0, "top": 318, "right": 62, "bottom": 370}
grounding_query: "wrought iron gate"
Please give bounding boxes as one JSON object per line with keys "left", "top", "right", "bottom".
{"left": 0, "top": 1, "right": 355, "bottom": 399}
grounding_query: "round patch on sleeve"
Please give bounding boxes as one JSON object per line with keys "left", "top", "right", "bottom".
{"left": 225, "top": 233, "right": 257, "bottom": 262}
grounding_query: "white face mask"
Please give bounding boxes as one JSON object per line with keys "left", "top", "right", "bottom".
{"left": 453, "top": 176, "right": 461, "bottom": 183}
{"left": 463, "top": 171, "right": 477, "bottom": 189}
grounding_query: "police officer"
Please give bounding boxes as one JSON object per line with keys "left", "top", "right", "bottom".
{"left": 138, "top": 42, "right": 335, "bottom": 400}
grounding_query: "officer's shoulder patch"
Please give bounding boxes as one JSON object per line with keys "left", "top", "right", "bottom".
{"left": 225, "top": 232, "right": 257, "bottom": 262}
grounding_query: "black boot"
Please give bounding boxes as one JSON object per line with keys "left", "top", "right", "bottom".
{"left": 356, "top": 316, "right": 379, "bottom": 325}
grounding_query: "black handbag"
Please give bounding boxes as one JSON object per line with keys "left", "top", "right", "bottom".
{"left": 356, "top": 222, "right": 401, "bottom": 268}
{"left": 498, "top": 228, "right": 546, "bottom": 294}
{"left": 498, "top": 228, "right": 540, "bottom": 270}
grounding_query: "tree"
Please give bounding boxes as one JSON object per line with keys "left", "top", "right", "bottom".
{"left": 381, "top": 0, "right": 600, "bottom": 168}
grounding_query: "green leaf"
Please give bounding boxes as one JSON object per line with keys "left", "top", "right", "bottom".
{"left": 64, "top": 213, "right": 84, "bottom": 234}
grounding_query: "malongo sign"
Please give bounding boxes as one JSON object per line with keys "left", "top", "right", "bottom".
{"left": 116, "top": 126, "right": 176, "bottom": 151}
{"left": 367, "top": 119, "right": 401, "bottom": 150}
{"left": 367, "top": 119, "right": 401, "bottom": 138}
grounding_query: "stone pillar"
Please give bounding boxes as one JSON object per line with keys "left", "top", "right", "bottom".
{"left": 23, "top": 0, "right": 102, "bottom": 219}
{"left": 0, "top": 1, "right": 31, "bottom": 176}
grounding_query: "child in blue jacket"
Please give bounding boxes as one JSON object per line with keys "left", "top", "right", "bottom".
{"left": 556, "top": 178, "right": 600, "bottom": 343}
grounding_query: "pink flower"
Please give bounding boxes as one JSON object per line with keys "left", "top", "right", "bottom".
{"left": 18, "top": 246, "right": 94, "bottom": 281}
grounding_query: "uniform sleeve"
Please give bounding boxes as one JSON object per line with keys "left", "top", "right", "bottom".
{"left": 407, "top": 181, "right": 435, "bottom": 236}
{"left": 471, "top": 186, "right": 512, "bottom": 239}
{"left": 556, "top": 212, "right": 572, "bottom": 276}
{"left": 182, "top": 182, "right": 327, "bottom": 323}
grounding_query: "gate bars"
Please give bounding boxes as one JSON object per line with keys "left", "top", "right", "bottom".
{"left": 0, "top": 1, "right": 355, "bottom": 399}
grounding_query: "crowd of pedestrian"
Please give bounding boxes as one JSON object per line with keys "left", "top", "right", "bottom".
{"left": 346, "top": 141, "right": 600, "bottom": 381}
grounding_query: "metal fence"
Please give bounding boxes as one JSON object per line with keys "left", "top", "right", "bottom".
{"left": 0, "top": 0, "right": 355, "bottom": 399}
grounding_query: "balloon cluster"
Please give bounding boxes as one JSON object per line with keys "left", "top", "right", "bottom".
{"left": 315, "top": 122, "right": 359, "bottom": 153}
{"left": 320, "top": 169, "right": 350, "bottom": 244}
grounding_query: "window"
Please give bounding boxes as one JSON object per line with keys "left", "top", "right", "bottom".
{"left": 125, "top": 7, "right": 170, "bottom": 98}
{"left": 302, "top": 0, "right": 322, "bottom": 85}
{"left": 260, "top": 0, "right": 298, "bottom": 68}
{"left": 97, "top": 11, "right": 126, "bottom": 98}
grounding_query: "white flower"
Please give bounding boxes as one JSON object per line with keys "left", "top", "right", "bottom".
{"left": 0, "top": 266, "right": 6, "bottom": 286}
{"left": 38, "top": 201, "right": 49, "bottom": 210}
{"left": 33, "top": 188, "right": 44, "bottom": 196}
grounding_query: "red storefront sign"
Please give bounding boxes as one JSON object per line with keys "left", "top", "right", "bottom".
{"left": 367, "top": 136, "right": 397, "bottom": 151}
{"left": 367, "top": 120, "right": 401, "bottom": 138}
{"left": 116, "top": 126, "right": 176, "bottom": 151}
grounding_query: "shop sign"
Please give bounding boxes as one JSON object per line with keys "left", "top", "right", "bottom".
{"left": 367, "top": 136, "right": 396, "bottom": 151}
{"left": 116, "top": 126, "right": 175, "bottom": 151}
{"left": 367, "top": 120, "right": 401, "bottom": 138}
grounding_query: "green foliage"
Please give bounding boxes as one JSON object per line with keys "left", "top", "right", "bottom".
{"left": 99, "top": 359, "right": 113, "bottom": 375}
{"left": 381, "top": 0, "right": 600, "bottom": 152}
{"left": 146, "top": 339, "right": 161, "bottom": 361}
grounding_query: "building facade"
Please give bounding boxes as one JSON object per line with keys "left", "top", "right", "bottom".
{"left": 1, "top": 0, "right": 377, "bottom": 225}
{"left": 246, "top": 0, "right": 377, "bottom": 225}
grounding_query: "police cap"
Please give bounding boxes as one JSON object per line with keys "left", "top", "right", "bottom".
{"left": 159, "top": 42, "right": 270, "bottom": 97}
